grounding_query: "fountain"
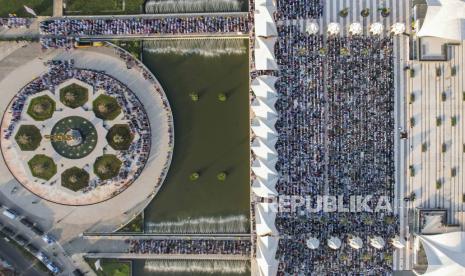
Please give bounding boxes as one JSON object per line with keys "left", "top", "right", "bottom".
{"left": 145, "top": 0, "right": 243, "bottom": 14}
{"left": 143, "top": 39, "right": 247, "bottom": 57}
{"left": 145, "top": 215, "right": 249, "bottom": 233}
{"left": 144, "top": 259, "right": 250, "bottom": 274}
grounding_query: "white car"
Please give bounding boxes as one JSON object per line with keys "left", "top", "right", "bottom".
{"left": 42, "top": 234, "right": 56, "bottom": 244}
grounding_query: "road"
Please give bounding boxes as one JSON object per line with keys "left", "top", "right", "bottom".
{"left": 0, "top": 236, "right": 45, "bottom": 276}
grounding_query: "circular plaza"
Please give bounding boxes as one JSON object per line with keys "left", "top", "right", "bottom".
{"left": 0, "top": 43, "right": 173, "bottom": 236}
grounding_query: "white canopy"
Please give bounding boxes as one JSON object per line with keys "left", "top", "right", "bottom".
{"left": 370, "top": 236, "right": 386, "bottom": 249}
{"left": 252, "top": 177, "right": 278, "bottom": 197}
{"left": 251, "top": 75, "right": 278, "bottom": 101}
{"left": 306, "top": 237, "right": 320, "bottom": 249}
{"left": 391, "top": 22, "right": 406, "bottom": 35}
{"left": 327, "top": 23, "right": 341, "bottom": 35}
{"left": 306, "top": 22, "right": 320, "bottom": 35}
{"left": 252, "top": 159, "right": 278, "bottom": 182}
{"left": 349, "top": 22, "right": 363, "bottom": 35}
{"left": 391, "top": 236, "right": 406, "bottom": 249}
{"left": 417, "top": 232, "right": 465, "bottom": 275}
{"left": 255, "top": 202, "right": 278, "bottom": 236}
{"left": 328, "top": 237, "right": 342, "bottom": 250}
{"left": 251, "top": 117, "right": 277, "bottom": 140}
{"left": 255, "top": 37, "right": 278, "bottom": 71}
{"left": 251, "top": 98, "right": 278, "bottom": 123}
{"left": 254, "top": 0, "right": 277, "bottom": 11}
{"left": 370, "top": 22, "right": 384, "bottom": 35}
{"left": 255, "top": 7, "right": 278, "bottom": 37}
{"left": 349, "top": 236, "right": 363, "bottom": 249}
{"left": 417, "top": 0, "right": 465, "bottom": 41}
{"left": 251, "top": 138, "right": 278, "bottom": 161}
{"left": 256, "top": 235, "right": 279, "bottom": 276}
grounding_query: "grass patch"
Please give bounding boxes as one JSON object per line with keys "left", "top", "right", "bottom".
{"left": 64, "top": 0, "right": 144, "bottom": 15}
{"left": 61, "top": 167, "right": 89, "bottom": 192}
{"left": 28, "top": 154, "right": 57, "bottom": 180}
{"left": 118, "top": 213, "right": 143, "bottom": 233}
{"left": 114, "top": 40, "right": 142, "bottom": 60}
{"left": 106, "top": 124, "right": 134, "bottom": 150}
{"left": 93, "top": 95, "right": 122, "bottom": 121}
{"left": 85, "top": 258, "right": 131, "bottom": 276}
{"left": 60, "top": 83, "right": 89, "bottom": 108}
{"left": 0, "top": 0, "right": 52, "bottom": 17}
{"left": 94, "top": 154, "right": 122, "bottom": 180}
{"left": 27, "top": 95, "right": 55, "bottom": 121}
{"left": 15, "top": 125, "right": 42, "bottom": 151}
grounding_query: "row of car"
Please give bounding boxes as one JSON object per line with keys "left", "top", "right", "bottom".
{"left": 1, "top": 207, "right": 61, "bottom": 274}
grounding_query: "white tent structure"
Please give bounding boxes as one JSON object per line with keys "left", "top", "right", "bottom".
{"left": 417, "top": 0, "right": 465, "bottom": 41}
{"left": 251, "top": 98, "right": 278, "bottom": 123}
{"left": 349, "top": 22, "right": 363, "bottom": 35}
{"left": 251, "top": 117, "right": 277, "bottom": 140}
{"left": 255, "top": 203, "right": 278, "bottom": 236}
{"left": 306, "top": 237, "right": 320, "bottom": 249}
{"left": 255, "top": 6, "right": 278, "bottom": 37}
{"left": 416, "top": 232, "right": 465, "bottom": 275}
{"left": 251, "top": 76, "right": 278, "bottom": 101}
{"left": 349, "top": 236, "right": 363, "bottom": 249}
{"left": 251, "top": 159, "right": 278, "bottom": 183}
{"left": 252, "top": 177, "right": 278, "bottom": 198}
{"left": 370, "top": 236, "right": 386, "bottom": 249}
{"left": 306, "top": 22, "right": 320, "bottom": 35}
{"left": 256, "top": 236, "right": 279, "bottom": 276}
{"left": 328, "top": 23, "right": 341, "bottom": 35}
{"left": 254, "top": 0, "right": 276, "bottom": 10}
{"left": 328, "top": 237, "right": 342, "bottom": 250}
{"left": 255, "top": 37, "right": 278, "bottom": 70}
{"left": 252, "top": 138, "right": 278, "bottom": 161}
{"left": 391, "top": 236, "right": 406, "bottom": 249}
{"left": 370, "top": 22, "right": 384, "bottom": 35}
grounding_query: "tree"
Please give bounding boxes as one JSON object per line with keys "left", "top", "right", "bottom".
{"left": 361, "top": 8, "right": 370, "bottom": 17}
{"left": 379, "top": 7, "right": 390, "bottom": 17}
{"left": 217, "top": 172, "right": 227, "bottom": 181}
{"left": 98, "top": 103, "right": 108, "bottom": 113}
{"left": 189, "top": 172, "right": 200, "bottom": 181}
{"left": 218, "top": 93, "right": 227, "bottom": 102}
{"left": 339, "top": 8, "right": 349, "bottom": 17}
{"left": 113, "top": 134, "right": 125, "bottom": 144}
{"left": 17, "top": 134, "right": 31, "bottom": 145}
{"left": 189, "top": 92, "right": 199, "bottom": 102}
{"left": 64, "top": 92, "right": 76, "bottom": 102}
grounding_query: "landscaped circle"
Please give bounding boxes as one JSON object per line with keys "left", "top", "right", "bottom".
{"left": 51, "top": 116, "right": 98, "bottom": 159}
{"left": 94, "top": 154, "right": 122, "bottom": 180}
{"left": 93, "top": 94, "right": 122, "bottom": 121}
{"left": 106, "top": 124, "right": 134, "bottom": 150}
{"left": 28, "top": 154, "right": 57, "bottom": 180}
{"left": 61, "top": 167, "right": 90, "bottom": 192}
{"left": 14, "top": 125, "right": 42, "bottom": 151}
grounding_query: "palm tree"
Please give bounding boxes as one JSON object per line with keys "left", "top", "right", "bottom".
{"left": 17, "top": 134, "right": 31, "bottom": 145}
{"left": 33, "top": 103, "right": 46, "bottom": 114}
{"left": 189, "top": 92, "right": 199, "bottom": 102}
{"left": 379, "top": 7, "right": 390, "bottom": 17}
{"left": 339, "top": 7, "right": 349, "bottom": 17}
{"left": 189, "top": 172, "right": 200, "bottom": 181}
{"left": 32, "top": 164, "right": 45, "bottom": 174}
{"left": 217, "top": 172, "right": 227, "bottom": 181}
{"left": 69, "top": 175, "right": 78, "bottom": 184}
{"left": 361, "top": 8, "right": 370, "bottom": 17}
{"left": 97, "top": 164, "right": 110, "bottom": 174}
{"left": 218, "top": 93, "right": 227, "bottom": 102}
{"left": 98, "top": 103, "right": 108, "bottom": 113}
{"left": 64, "top": 92, "right": 76, "bottom": 103}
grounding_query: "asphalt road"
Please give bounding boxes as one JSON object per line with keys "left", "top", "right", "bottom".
{"left": 0, "top": 236, "right": 46, "bottom": 276}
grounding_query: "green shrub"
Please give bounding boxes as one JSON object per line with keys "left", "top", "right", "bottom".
{"left": 451, "top": 167, "right": 457, "bottom": 177}
{"left": 410, "top": 93, "right": 415, "bottom": 103}
{"left": 451, "top": 116, "right": 457, "bottom": 127}
{"left": 106, "top": 124, "right": 134, "bottom": 151}
{"left": 94, "top": 155, "right": 122, "bottom": 180}
{"left": 410, "top": 117, "right": 416, "bottom": 127}
{"left": 409, "top": 68, "right": 415, "bottom": 78}
{"left": 441, "top": 92, "right": 447, "bottom": 101}
{"left": 60, "top": 83, "right": 88, "bottom": 108}
{"left": 451, "top": 66, "right": 457, "bottom": 76}
{"left": 92, "top": 94, "right": 122, "bottom": 120}
{"left": 61, "top": 167, "right": 89, "bottom": 192}
{"left": 409, "top": 165, "right": 415, "bottom": 177}
{"left": 436, "top": 180, "right": 442, "bottom": 190}
{"left": 436, "top": 67, "right": 441, "bottom": 77}
{"left": 26, "top": 95, "right": 55, "bottom": 121}
{"left": 442, "top": 143, "right": 447, "bottom": 153}
{"left": 436, "top": 117, "right": 442, "bottom": 126}
{"left": 421, "top": 143, "right": 427, "bottom": 152}
{"left": 28, "top": 155, "right": 57, "bottom": 180}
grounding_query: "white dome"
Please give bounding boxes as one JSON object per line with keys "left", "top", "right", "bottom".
{"left": 306, "top": 22, "right": 319, "bottom": 35}
{"left": 370, "top": 22, "right": 384, "bottom": 35}
{"left": 349, "top": 22, "right": 363, "bottom": 35}
{"left": 327, "top": 236, "right": 342, "bottom": 250}
{"left": 349, "top": 236, "right": 363, "bottom": 249}
{"left": 327, "top": 23, "right": 341, "bottom": 35}
{"left": 391, "top": 22, "right": 406, "bottom": 35}
{"left": 370, "top": 236, "right": 386, "bottom": 249}
{"left": 306, "top": 237, "right": 320, "bottom": 249}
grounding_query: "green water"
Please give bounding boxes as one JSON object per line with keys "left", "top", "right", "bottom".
{"left": 142, "top": 44, "right": 250, "bottom": 232}
{"left": 132, "top": 260, "right": 251, "bottom": 276}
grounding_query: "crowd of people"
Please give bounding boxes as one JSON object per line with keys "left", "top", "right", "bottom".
{"left": 0, "top": 15, "right": 31, "bottom": 29}
{"left": 39, "top": 15, "right": 249, "bottom": 36}
{"left": 128, "top": 239, "right": 251, "bottom": 255}
{"left": 3, "top": 59, "right": 153, "bottom": 192}
{"left": 271, "top": 22, "right": 398, "bottom": 274}
{"left": 276, "top": 0, "right": 323, "bottom": 20}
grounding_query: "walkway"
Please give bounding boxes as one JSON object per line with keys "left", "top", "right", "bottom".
{"left": 53, "top": 0, "right": 63, "bottom": 17}
{"left": 86, "top": 253, "right": 250, "bottom": 260}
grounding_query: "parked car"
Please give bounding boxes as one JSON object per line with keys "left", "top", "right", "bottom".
{"left": 31, "top": 226, "right": 44, "bottom": 236}
{"left": 1, "top": 227, "right": 15, "bottom": 236}
{"left": 42, "top": 234, "right": 56, "bottom": 244}
{"left": 26, "top": 244, "right": 39, "bottom": 254}
{"left": 20, "top": 217, "right": 34, "bottom": 228}
{"left": 2, "top": 209, "right": 18, "bottom": 219}
{"left": 15, "top": 235, "right": 28, "bottom": 245}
